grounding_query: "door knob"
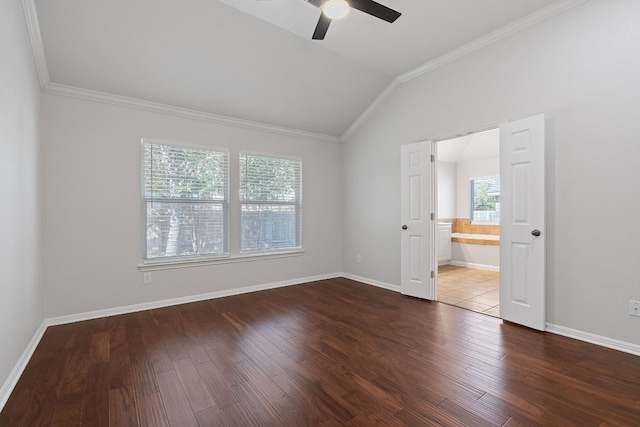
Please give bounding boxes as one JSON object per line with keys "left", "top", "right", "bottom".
{"left": 531, "top": 229, "right": 541, "bottom": 236}
{"left": 402, "top": 225, "right": 408, "bottom": 230}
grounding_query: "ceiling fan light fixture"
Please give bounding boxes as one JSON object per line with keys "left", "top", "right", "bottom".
{"left": 323, "top": 0, "right": 350, "bottom": 20}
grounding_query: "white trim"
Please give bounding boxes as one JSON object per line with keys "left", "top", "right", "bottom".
{"left": 546, "top": 324, "right": 640, "bottom": 357}
{"left": 18, "top": 0, "right": 342, "bottom": 144}
{"left": 46, "top": 272, "right": 340, "bottom": 326}
{"left": 340, "top": 78, "right": 401, "bottom": 141}
{"left": 0, "top": 320, "right": 47, "bottom": 411}
{"left": 20, "top": 0, "right": 48, "bottom": 90}
{"left": 449, "top": 260, "right": 500, "bottom": 272}
{"left": 43, "top": 83, "right": 341, "bottom": 144}
{"left": 21, "top": 0, "right": 585, "bottom": 145}
{"left": 341, "top": 0, "right": 588, "bottom": 141}
{"left": 4, "top": 276, "right": 640, "bottom": 413}
{"left": 341, "top": 272, "right": 400, "bottom": 292}
{"left": 398, "top": 0, "right": 587, "bottom": 83}
{"left": 21, "top": 0, "right": 342, "bottom": 143}
{"left": 139, "top": 250, "right": 305, "bottom": 272}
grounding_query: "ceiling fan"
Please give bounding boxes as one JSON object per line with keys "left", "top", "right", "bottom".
{"left": 306, "top": 0, "right": 401, "bottom": 40}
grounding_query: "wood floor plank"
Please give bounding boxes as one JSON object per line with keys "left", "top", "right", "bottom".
{"left": 219, "top": 402, "right": 260, "bottom": 427}
{"left": 3, "top": 277, "right": 640, "bottom": 426}
{"left": 155, "top": 369, "right": 198, "bottom": 427}
{"left": 271, "top": 372, "right": 346, "bottom": 426}
{"left": 87, "top": 331, "right": 110, "bottom": 365}
{"left": 271, "top": 397, "right": 309, "bottom": 427}
{"left": 109, "top": 385, "right": 139, "bottom": 427}
{"left": 194, "top": 361, "right": 240, "bottom": 408}
{"left": 137, "top": 311, "right": 174, "bottom": 374}
{"left": 81, "top": 362, "right": 110, "bottom": 427}
{"left": 230, "top": 380, "right": 286, "bottom": 426}
{"left": 234, "top": 358, "right": 287, "bottom": 406}
{"left": 49, "top": 392, "right": 84, "bottom": 427}
{"left": 137, "top": 392, "right": 170, "bottom": 427}
{"left": 131, "top": 358, "right": 159, "bottom": 397}
{"left": 109, "top": 318, "right": 133, "bottom": 390}
{"left": 172, "top": 358, "right": 216, "bottom": 413}
{"left": 194, "top": 406, "right": 229, "bottom": 427}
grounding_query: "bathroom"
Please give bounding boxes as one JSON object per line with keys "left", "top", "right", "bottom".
{"left": 436, "top": 128, "right": 500, "bottom": 316}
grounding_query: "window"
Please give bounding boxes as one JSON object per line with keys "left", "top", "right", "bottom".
{"left": 240, "top": 153, "right": 302, "bottom": 252}
{"left": 471, "top": 177, "right": 500, "bottom": 223}
{"left": 142, "top": 142, "right": 228, "bottom": 261}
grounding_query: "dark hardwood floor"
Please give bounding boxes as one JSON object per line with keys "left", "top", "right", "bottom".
{"left": 2, "top": 277, "right": 639, "bottom": 426}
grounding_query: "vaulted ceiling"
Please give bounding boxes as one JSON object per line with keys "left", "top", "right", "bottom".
{"left": 33, "top": 0, "right": 565, "bottom": 139}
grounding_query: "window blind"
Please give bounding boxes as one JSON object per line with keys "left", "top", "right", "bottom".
{"left": 142, "top": 142, "right": 229, "bottom": 260}
{"left": 239, "top": 153, "right": 302, "bottom": 252}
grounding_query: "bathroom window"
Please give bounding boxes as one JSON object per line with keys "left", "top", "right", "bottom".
{"left": 471, "top": 177, "right": 500, "bottom": 223}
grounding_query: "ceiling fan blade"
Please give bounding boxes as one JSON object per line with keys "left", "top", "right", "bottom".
{"left": 349, "top": 0, "right": 401, "bottom": 23}
{"left": 312, "top": 13, "right": 332, "bottom": 39}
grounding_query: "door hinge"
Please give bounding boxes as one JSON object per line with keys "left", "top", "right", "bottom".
{"left": 431, "top": 213, "right": 435, "bottom": 220}
{"left": 430, "top": 154, "right": 435, "bottom": 162}
{"left": 430, "top": 270, "right": 435, "bottom": 279}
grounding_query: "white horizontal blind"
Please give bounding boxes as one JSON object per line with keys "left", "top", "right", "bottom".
{"left": 143, "top": 142, "right": 228, "bottom": 260}
{"left": 239, "top": 153, "right": 302, "bottom": 252}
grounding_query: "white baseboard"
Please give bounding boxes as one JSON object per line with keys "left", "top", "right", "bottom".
{"left": 0, "top": 320, "right": 48, "bottom": 411}
{"left": 47, "top": 272, "right": 342, "bottom": 327}
{"left": 5, "top": 273, "right": 639, "bottom": 413}
{"left": 341, "top": 273, "right": 400, "bottom": 292}
{"left": 449, "top": 261, "right": 500, "bottom": 272}
{"left": 1, "top": 272, "right": 341, "bottom": 412}
{"left": 546, "top": 323, "right": 640, "bottom": 357}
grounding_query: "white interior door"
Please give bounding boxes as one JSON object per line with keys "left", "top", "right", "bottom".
{"left": 400, "top": 141, "right": 435, "bottom": 299}
{"left": 500, "top": 114, "right": 546, "bottom": 331}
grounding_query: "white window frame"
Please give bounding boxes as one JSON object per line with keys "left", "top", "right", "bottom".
{"left": 239, "top": 152, "right": 303, "bottom": 254}
{"left": 139, "top": 144, "right": 304, "bottom": 271}
{"left": 141, "top": 139, "right": 229, "bottom": 264}
{"left": 470, "top": 175, "right": 500, "bottom": 225}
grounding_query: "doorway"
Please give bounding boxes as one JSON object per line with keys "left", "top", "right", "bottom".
{"left": 436, "top": 129, "right": 501, "bottom": 316}
{"left": 400, "top": 114, "right": 546, "bottom": 330}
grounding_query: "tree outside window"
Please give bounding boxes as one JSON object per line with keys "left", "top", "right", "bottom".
{"left": 471, "top": 177, "right": 500, "bottom": 223}
{"left": 239, "top": 153, "right": 302, "bottom": 252}
{"left": 143, "top": 142, "right": 228, "bottom": 260}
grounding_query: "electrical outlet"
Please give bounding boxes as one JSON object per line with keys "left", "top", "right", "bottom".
{"left": 356, "top": 254, "right": 361, "bottom": 263}
{"left": 630, "top": 300, "right": 640, "bottom": 317}
{"left": 143, "top": 272, "right": 152, "bottom": 285}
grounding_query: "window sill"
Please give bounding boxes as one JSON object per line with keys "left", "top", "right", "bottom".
{"left": 138, "top": 249, "right": 305, "bottom": 272}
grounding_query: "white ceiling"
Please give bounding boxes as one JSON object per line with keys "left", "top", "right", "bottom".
{"left": 437, "top": 128, "right": 500, "bottom": 163}
{"left": 34, "top": 0, "right": 562, "bottom": 138}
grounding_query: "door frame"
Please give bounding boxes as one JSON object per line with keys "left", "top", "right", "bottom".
{"left": 430, "top": 117, "right": 546, "bottom": 330}
{"left": 432, "top": 126, "right": 500, "bottom": 312}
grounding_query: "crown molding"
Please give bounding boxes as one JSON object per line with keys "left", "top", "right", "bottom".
{"left": 21, "top": 0, "right": 341, "bottom": 144}
{"left": 399, "top": 0, "right": 588, "bottom": 83}
{"left": 340, "top": 78, "right": 400, "bottom": 142}
{"left": 43, "top": 83, "right": 342, "bottom": 143}
{"left": 22, "top": 0, "right": 586, "bottom": 145}
{"left": 341, "top": 0, "right": 588, "bottom": 141}
{"left": 20, "top": 0, "right": 49, "bottom": 90}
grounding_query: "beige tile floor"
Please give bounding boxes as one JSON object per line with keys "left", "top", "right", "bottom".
{"left": 437, "top": 265, "right": 500, "bottom": 317}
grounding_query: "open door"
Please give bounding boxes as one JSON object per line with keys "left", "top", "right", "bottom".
{"left": 500, "top": 114, "right": 546, "bottom": 331}
{"left": 400, "top": 141, "right": 436, "bottom": 299}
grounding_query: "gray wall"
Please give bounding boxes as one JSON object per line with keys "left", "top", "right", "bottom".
{"left": 41, "top": 95, "right": 343, "bottom": 318}
{"left": 0, "top": 0, "right": 44, "bottom": 402}
{"left": 342, "top": 0, "right": 640, "bottom": 345}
